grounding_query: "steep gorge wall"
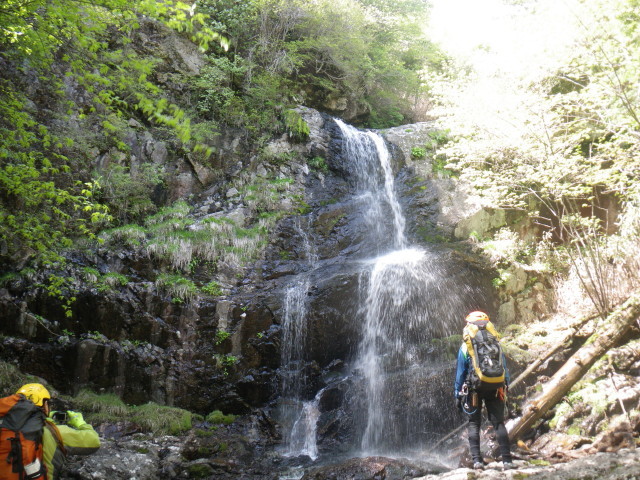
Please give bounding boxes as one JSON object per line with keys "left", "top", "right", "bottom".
{"left": 0, "top": 106, "right": 509, "bottom": 418}
{"left": 0, "top": 14, "right": 545, "bottom": 418}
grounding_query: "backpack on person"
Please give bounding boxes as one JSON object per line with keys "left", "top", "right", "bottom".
{"left": 463, "top": 319, "right": 505, "bottom": 391}
{"left": 0, "top": 394, "right": 47, "bottom": 480}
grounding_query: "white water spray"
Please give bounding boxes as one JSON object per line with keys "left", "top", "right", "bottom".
{"left": 280, "top": 218, "right": 321, "bottom": 459}
{"left": 335, "top": 121, "right": 469, "bottom": 455}
{"left": 335, "top": 119, "right": 407, "bottom": 249}
{"left": 281, "top": 119, "right": 489, "bottom": 459}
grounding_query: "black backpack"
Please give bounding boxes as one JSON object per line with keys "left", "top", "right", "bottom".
{"left": 463, "top": 320, "right": 505, "bottom": 391}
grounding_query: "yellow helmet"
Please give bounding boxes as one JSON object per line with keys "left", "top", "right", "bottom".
{"left": 465, "top": 311, "right": 490, "bottom": 323}
{"left": 16, "top": 383, "right": 51, "bottom": 407}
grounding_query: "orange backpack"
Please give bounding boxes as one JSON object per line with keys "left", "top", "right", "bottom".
{"left": 0, "top": 394, "right": 47, "bottom": 480}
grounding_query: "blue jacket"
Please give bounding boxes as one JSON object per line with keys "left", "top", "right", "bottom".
{"left": 454, "top": 343, "right": 510, "bottom": 396}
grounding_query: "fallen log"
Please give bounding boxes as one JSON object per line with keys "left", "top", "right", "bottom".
{"left": 431, "top": 315, "right": 596, "bottom": 451}
{"left": 509, "top": 314, "right": 596, "bottom": 391}
{"left": 508, "top": 292, "right": 640, "bottom": 443}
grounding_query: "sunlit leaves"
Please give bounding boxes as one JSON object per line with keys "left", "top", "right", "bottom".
{"left": 0, "top": 0, "right": 228, "bottom": 267}
{"left": 198, "top": 0, "right": 443, "bottom": 128}
{"left": 435, "top": 0, "right": 640, "bottom": 215}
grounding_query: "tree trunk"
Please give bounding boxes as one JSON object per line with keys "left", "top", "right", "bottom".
{"left": 509, "top": 314, "right": 596, "bottom": 391}
{"left": 508, "top": 292, "right": 640, "bottom": 442}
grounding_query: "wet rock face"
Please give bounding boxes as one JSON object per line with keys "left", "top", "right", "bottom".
{"left": 0, "top": 279, "right": 280, "bottom": 414}
{"left": 0, "top": 106, "right": 507, "bottom": 471}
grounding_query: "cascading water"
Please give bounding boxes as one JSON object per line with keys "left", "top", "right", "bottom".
{"left": 280, "top": 218, "right": 321, "bottom": 459}
{"left": 335, "top": 120, "right": 477, "bottom": 456}
{"left": 335, "top": 119, "right": 407, "bottom": 250}
{"left": 279, "top": 118, "right": 492, "bottom": 463}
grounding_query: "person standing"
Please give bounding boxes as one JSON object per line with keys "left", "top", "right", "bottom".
{"left": 454, "top": 311, "right": 515, "bottom": 470}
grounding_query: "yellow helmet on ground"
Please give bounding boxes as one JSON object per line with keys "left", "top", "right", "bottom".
{"left": 465, "top": 311, "right": 490, "bottom": 323}
{"left": 16, "top": 383, "right": 51, "bottom": 406}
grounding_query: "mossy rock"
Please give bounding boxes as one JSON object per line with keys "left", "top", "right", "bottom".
{"left": 187, "top": 463, "right": 214, "bottom": 479}
{"left": 314, "top": 207, "right": 347, "bottom": 237}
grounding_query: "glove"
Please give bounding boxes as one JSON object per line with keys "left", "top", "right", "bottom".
{"left": 67, "top": 411, "right": 87, "bottom": 429}
{"left": 47, "top": 411, "right": 66, "bottom": 424}
{"left": 497, "top": 387, "right": 506, "bottom": 401}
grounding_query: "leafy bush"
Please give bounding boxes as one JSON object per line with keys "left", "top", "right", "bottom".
{"left": 202, "top": 281, "right": 223, "bottom": 296}
{"left": 97, "top": 163, "right": 166, "bottom": 224}
{"left": 206, "top": 409, "right": 236, "bottom": 425}
{"left": 308, "top": 156, "right": 329, "bottom": 173}
{"left": 411, "top": 147, "right": 427, "bottom": 159}
{"left": 214, "top": 331, "right": 230, "bottom": 345}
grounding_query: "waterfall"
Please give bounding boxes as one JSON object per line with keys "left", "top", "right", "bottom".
{"left": 280, "top": 218, "right": 320, "bottom": 459}
{"left": 335, "top": 120, "right": 468, "bottom": 455}
{"left": 334, "top": 119, "right": 407, "bottom": 250}
{"left": 286, "top": 393, "right": 321, "bottom": 459}
{"left": 279, "top": 119, "right": 491, "bottom": 461}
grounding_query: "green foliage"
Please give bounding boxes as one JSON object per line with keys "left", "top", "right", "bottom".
{"left": 43, "top": 274, "right": 77, "bottom": 318}
{"left": 411, "top": 147, "right": 427, "bottom": 159}
{"left": 85, "top": 331, "right": 109, "bottom": 342}
{"left": 81, "top": 267, "right": 101, "bottom": 283}
{"left": 202, "top": 280, "right": 223, "bottom": 296}
{"left": 155, "top": 273, "right": 199, "bottom": 302}
{"left": 102, "top": 272, "right": 129, "bottom": 288}
{"left": 206, "top": 409, "right": 236, "bottom": 425}
{"left": 131, "top": 402, "right": 193, "bottom": 435}
{"left": 308, "top": 156, "right": 329, "bottom": 173}
{"left": 214, "top": 331, "right": 230, "bottom": 345}
{"left": 213, "top": 354, "right": 237, "bottom": 375}
{"left": 80, "top": 267, "right": 129, "bottom": 292}
{"left": 0, "top": 88, "right": 112, "bottom": 266}
{"left": 0, "top": 0, "right": 228, "bottom": 268}
{"left": 283, "top": 110, "right": 310, "bottom": 142}
{"left": 194, "top": 55, "right": 247, "bottom": 116}
{"left": 73, "top": 389, "right": 129, "bottom": 417}
{"left": 131, "top": 177, "right": 297, "bottom": 272}
{"left": 431, "top": 156, "right": 456, "bottom": 178}
{"left": 427, "top": 0, "right": 640, "bottom": 315}
{"left": 102, "top": 224, "right": 148, "bottom": 247}
{"left": 187, "top": 464, "right": 214, "bottom": 479}
{"left": 436, "top": 0, "right": 640, "bottom": 211}
{"left": 73, "top": 389, "right": 193, "bottom": 435}
{"left": 198, "top": 0, "right": 445, "bottom": 128}
{"left": 425, "top": 129, "right": 451, "bottom": 151}
{"left": 97, "top": 163, "right": 166, "bottom": 224}
{"left": 0, "top": 361, "right": 39, "bottom": 396}
{"left": 279, "top": 250, "right": 292, "bottom": 260}
{"left": 0, "top": 272, "right": 20, "bottom": 287}
{"left": 146, "top": 201, "right": 192, "bottom": 226}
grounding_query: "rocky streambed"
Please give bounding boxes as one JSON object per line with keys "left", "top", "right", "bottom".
{"left": 62, "top": 422, "right": 640, "bottom": 480}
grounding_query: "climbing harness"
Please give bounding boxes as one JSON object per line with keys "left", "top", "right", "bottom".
{"left": 460, "top": 383, "right": 478, "bottom": 415}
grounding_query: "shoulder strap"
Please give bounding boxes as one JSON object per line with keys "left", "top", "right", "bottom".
{"left": 45, "top": 421, "right": 67, "bottom": 457}
{"left": 0, "top": 394, "right": 21, "bottom": 417}
{"left": 485, "top": 321, "right": 501, "bottom": 340}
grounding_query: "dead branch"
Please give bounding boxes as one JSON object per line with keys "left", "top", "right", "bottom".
{"left": 508, "top": 292, "right": 640, "bottom": 442}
